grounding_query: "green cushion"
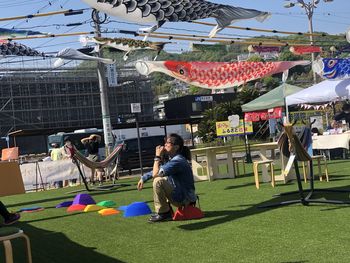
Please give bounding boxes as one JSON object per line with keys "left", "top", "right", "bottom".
{"left": 0, "top": 227, "right": 21, "bottom": 237}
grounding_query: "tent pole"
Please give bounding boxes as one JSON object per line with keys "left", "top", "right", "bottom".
{"left": 242, "top": 117, "right": 252, "bottom": 163}
{"left": 283, "top": 84, "right": 290, "bottom": 123}
{"left": 285, "top": 98, "right": 290, "bottom": 123}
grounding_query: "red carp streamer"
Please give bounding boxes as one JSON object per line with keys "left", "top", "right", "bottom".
{"left": 136, "top": 60, "right": 310, "bottom": 89}
{"left": 290, "top": 46, "right": 322, "bottom": 55}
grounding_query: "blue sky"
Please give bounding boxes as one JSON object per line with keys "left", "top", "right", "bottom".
{"left": 0, "top": 0, "right": 349, "bottom": 54}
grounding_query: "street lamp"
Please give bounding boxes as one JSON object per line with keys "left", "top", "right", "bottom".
{"left": 284, "top": 0, "right": 334, "bottom": 84}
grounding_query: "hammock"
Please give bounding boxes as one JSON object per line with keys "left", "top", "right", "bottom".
{"left": 277, "top": 125, "right": 312, "bottom": 162}
{"left": 65, "top": 144, "right": 123, "bottom": 169}
{"left": 64, "top": 143, "right": 130, "bottom": 193}
{"left": 260, "top": 124, "right": 350, "bottom": 208}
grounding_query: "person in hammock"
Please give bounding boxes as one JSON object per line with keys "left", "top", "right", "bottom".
{"left": 81, "top": 134, "right": 104, "bottom": 185}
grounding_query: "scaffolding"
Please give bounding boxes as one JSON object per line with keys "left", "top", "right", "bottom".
{"left": 0, "top": 58, "right": 154, "bottom": 137}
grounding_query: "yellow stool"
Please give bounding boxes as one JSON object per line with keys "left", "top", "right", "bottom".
{"left": 253, "top": 159, "right": 275, "bottom": 189}
{"left": 0, "top": 227, "right": 32, "bottom": 263}
{"left": 302, "top": 155, "right": 329, "bottom": 183}
{"left": 232, "top": 156, "right": 246, "bottom": 176}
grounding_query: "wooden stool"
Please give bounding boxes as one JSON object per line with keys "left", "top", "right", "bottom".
{"left": 302, "top": 155, "right": 329, "bottom": 183}
{"left": 253, "top": 159, "right": 275, "bottom": 189}
{"left": 232, "top": 156, "right": 246, "bottom": 176}
{"left": 0, "top": 227, "right": 32, "bottom": 263}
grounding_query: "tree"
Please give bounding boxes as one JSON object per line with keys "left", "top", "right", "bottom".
{"left": 216, "top": 101, "right": 242, "bottom": 119}
{"left": 262, "top": 76, "right": 280, "bottom": 90}
{"left": 154, "top": 82, "right": 172, "bottom": 96}
{"left": 238, "top": 85, "right": 260, "bottom": 104}
{"left": 197, "top": 107, "right": 223, "bottom": 142}
{"left": 278, "top": 50, "right": 303, "bottom": 61}
{"left": 247, "top": 55, "right": 264, "bottom": 62}
{"left": 188, "top": 85, "right": 211, "bottom": 95}
{"left": 278, "top": 50, "right": 308, "bottom": 78}
{"left": 197, "top": 100, "right": 242, "bottom": 143}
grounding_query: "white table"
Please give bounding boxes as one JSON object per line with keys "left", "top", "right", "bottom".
{"left": 312, "top": 133, "right": 350, "bottom": 159}
{"left": 312, "top": 133, "right": 350, "bottom": 150}
{"left": 191, "top": 143, "right": 279, "bottom": 182}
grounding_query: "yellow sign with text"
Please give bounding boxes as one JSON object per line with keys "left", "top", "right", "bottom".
{"left": 216, "top": 120, "right": 253, "bottom": 136}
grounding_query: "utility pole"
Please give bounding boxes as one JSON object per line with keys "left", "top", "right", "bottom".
{"left": 93, "top": 10, "right": 114, "bottom": 154}
{"left": 305, "top": 2, "right": 317, "bottom": 84}
{"left": 284, "top": 0, "right": 335, "bottom": 84}
{"left": 131, "top": 103, "right": 143, "bottom": 176}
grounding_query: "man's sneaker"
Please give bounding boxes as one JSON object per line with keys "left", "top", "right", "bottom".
{"left": 3, "top": 213, "right": 20, "bottom": 226}
{"left": 148, "top": 210, "right": 172, "bottom": 223}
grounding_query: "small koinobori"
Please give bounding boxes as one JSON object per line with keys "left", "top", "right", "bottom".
{"left": 135, "top": 60, "right": 310, "bottom": 89}
{"left": 80, "top": 35, "right": 169, "bottom": 60}
{"left": 0, "top": 40, "right": 115, "bottom": 67}
{"left": 81, "top": 0, "right": 270, "bottom": 38}
{"left": 289, "top": 46, "right": 322, "bottom": 55}
{"left": 0, "top": 41, "right": 45, "bottom": 56}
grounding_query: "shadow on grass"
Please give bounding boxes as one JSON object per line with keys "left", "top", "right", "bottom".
{"left": 224, "top": 180, "right": 297, "bottom": 190}
{"left": 232, "top": 172, "right": 254, "bottom": 178}
{"left": 6, "top": 222, "right": 125, "bottom": 262}
{"left": 20, "top": 199, "right": 154, "bottom": 224}
{"left": 326, "top": 177, "right": 350, "bottom": 182}
{"left": 178, "top": 184, "right": 350, "bottom": 231}
{"left": 224, "top": 182, "right": 256, "bottom": 190}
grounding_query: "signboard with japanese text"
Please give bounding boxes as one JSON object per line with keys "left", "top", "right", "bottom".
{"left": 216, "top": 120, "right": 253, "bottom": 137}
{"left": 289, "top": 110, "right": 323, "bottom": 124}
{"left": 244, "top": 107, "right": 282, "bottom": 122}
{"left": 289, "top": 110, "right": 325, "bottom": 129}
{"left": 106, "top": 64, "right": 118, "bottom": 87}
{"left": 310, "top": 115, "right": 324, "bottom": 132}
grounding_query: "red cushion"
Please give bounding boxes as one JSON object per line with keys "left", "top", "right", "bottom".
{"left": 173, "top": 206, "right": 204, "bottom": 221}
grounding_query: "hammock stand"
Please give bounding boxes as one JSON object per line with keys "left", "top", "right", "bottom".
{"left": 259, "top": 124, "right": 350, "bottom": 208}
{"left": 66, "top": 144, "right": 131, "bottom": 193}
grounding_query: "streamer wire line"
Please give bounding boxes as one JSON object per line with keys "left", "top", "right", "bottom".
{"left": 0, "top": 8, "right": 88, "bottom": 22}
{"left": 191, "top": 20, "right": 346, "bottom": 39}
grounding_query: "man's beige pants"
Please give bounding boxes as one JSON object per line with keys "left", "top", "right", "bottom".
{"left": 153, "top": 177, "right": 186, "bottom": 214}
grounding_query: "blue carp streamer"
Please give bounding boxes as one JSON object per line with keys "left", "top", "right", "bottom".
{"left": 313, "top": 58, "right": 350, "bottom": 80}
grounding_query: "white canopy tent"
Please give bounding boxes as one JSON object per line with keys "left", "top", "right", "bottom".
{"left": 286, "top": 79, "right": 350, "bottom": 106}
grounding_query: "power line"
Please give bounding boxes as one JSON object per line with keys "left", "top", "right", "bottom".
{"left": 12, "top": 20, "right": 90, "bottom": 30}
{"left": 139, "top": 33, "right": 316, "bottom": 47}
{"left": 10, "top": 0, "right": 61, "bottom": 30}
{"left": 191, "top": 20, "right": 346, "bottom": 38}
{"left": 0, "top": 8, "right": 90, "bottom": 22}
{"left": 103, "top": 21, "right": 346, "bottom": 44}
{"left": 3, "top": 27, "right": 345, "bottom": 48}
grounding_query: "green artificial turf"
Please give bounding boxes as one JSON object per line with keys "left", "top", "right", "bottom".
{"left": 2, "top": 160, "right": 350, "bottom": 263}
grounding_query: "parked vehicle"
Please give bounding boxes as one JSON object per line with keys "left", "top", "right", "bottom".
{"left": 48, "top": 128, "right": 106, "bottom": 158}
{"left": 118, "top": 135, "right": 165, "bottom": 174}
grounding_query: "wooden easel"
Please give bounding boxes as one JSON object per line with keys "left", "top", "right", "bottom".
{"left": 259, "top": 124, "right": 350, "bottom": 208}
